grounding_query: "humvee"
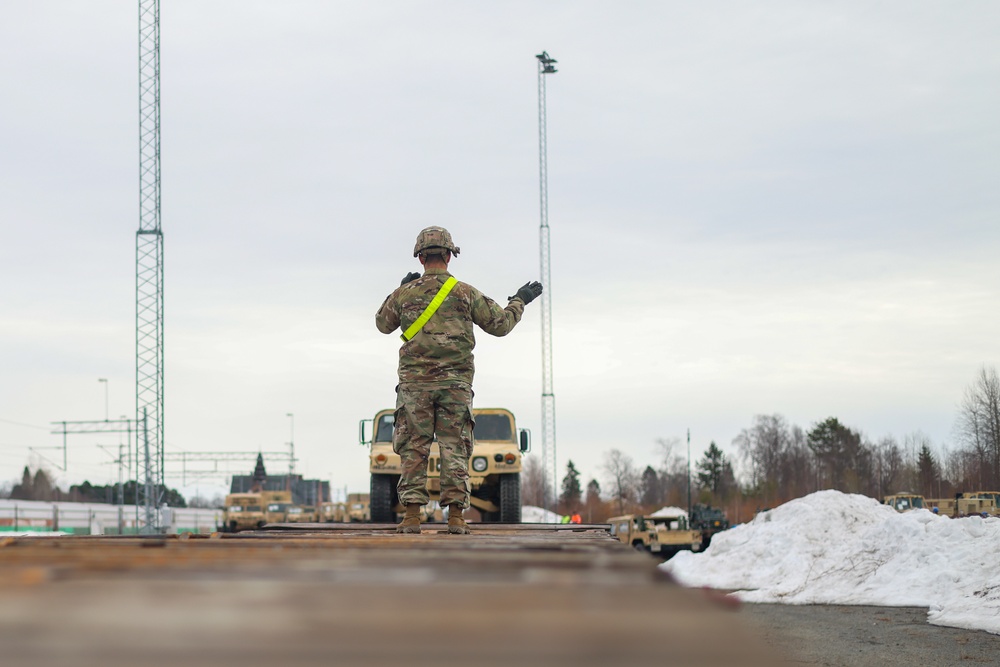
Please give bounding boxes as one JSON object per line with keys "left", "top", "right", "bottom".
{"left": 284, "top": 506, "right": 317, "bottom": 523}
{"left": 222, "top": 492, "right": 265, "bottom": 532}
{"left": 964, "top": 491, "right": 1000, "bottom": 516}
{"left": 884, "top": 493, "right": 925, "bottom": 512}
{"left": 928, "top": 492, "right": 999, "bottom": 517}
{"left": 346, "top": 493, "right": 370, "bottom": 522}
{"left": 261, "top": 490, "right": 293, "bottom": 524}
{"left": 319, "top": 501, "right": 347, "bottom": 523}
{"left": 360, "top": 407, "right": 530, "bottom": 523}
{"left": 608, "top": 513, "right": 702, "bottom": 558}
{"left": 690, "top": 503, "right": 730, "bottom": 548}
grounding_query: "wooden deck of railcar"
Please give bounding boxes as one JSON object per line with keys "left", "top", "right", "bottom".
{"left": 0, "top": 524, "right": 784, "bottom": 666}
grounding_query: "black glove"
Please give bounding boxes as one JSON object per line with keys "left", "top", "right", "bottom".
{"left": 510, "top": 281, "right": 543, "bottom": 305}
{"left": 400, "top": 272, "right": 421, "bottom": 286}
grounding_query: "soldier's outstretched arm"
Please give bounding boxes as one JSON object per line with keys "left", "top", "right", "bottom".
{"left": 471, "top": 287, "right": 525, "bottom": 337}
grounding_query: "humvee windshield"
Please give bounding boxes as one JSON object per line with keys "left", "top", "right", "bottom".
{"left": 374, "top": 412, "right": 513, "bottom": 443}
{"left": 892, "top": 497, "right": 923, "bottom": 510}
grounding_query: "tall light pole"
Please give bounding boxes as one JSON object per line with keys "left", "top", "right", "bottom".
{"left": 98, "top": 378, "right": 109, "bottom": 421}
{"left": 536, "top": 51, "right": 558, "bottom": 514}
{"left": 286, "top": 412, "right": 295, "bottom": 477}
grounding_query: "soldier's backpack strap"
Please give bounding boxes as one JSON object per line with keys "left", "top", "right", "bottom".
{"left": 400, "top": 276, "right": 459, "bottom": 342}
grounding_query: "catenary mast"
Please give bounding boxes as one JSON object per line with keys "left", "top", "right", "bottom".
{"left": 536, "top": 51, "right": 557, "bottom": 513}
{"left": 136, "top": 0, "right": 164, "bottom": 532}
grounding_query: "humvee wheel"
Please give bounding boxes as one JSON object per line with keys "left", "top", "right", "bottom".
{"left": 499, "top": 474, "right": 521, "bottom": 523}
{"left": 370, "top": 474, "right": 397, "bottom": 523}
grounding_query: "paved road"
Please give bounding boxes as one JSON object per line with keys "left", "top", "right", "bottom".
{"left": 740, "top": 603, "right": 1000, "bottom": 666}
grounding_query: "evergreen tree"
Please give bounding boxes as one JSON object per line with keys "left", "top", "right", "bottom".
{"left": 696, "top": 441, "right": 728, "bottom": 493}
{"left": 559, "top": 460, "right": 582, "bottom": 511}
{"left": 807, "top": 417, "right": 867, "bottom": 491}
{"left": 917, "top": 444, "right": 939, "bottom": 498}
{"left": 583, "top": 478, "right": 602, "bottom": 523}
{"left": 10, "top": 466, "right": 33, "bottom": 500}
{"left": 639, "top": 466, "right": 662, "bottom": 508}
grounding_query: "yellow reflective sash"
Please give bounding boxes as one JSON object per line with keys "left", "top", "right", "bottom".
{"left": 400, "top": 276, "right": 458, "bottom": 342}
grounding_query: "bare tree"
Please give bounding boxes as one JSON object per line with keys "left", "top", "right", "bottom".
{"left": 655, "top": 437, "right": 688, "bottom": 505}
{"left": 601, "top": 449, "right": 640, "bottom": 514}
{"left": 521, "top": 455, "right": 551, "bottom": 508}
{"left": 873, "top": 436, "right": 904, "bottom": 498}
{"left": 734, "top": 414, "right": 792, "bottom": 503}
{"left": 956, "top": 366, "right": 1000, "bottom": 489}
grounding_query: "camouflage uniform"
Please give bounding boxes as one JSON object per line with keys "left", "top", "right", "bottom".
{"left": 376, "top": 267, "right": 525, "bottom": 508}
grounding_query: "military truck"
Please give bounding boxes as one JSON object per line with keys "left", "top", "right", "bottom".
{"left": 689, "top": 503, "right": 730, "bottom": 548}
{"left": 965, "top": 491, "right": 1000, "bottom": 516}
{"left": 222, "top": 492, "right": 265, "bottom": 532}
{"left": 284, "top": 506, "right": 317, "bottom": 523}
{"left": 346, "top": 493, "right": 370, "bottom": 522}
{"left": 261, "top": 490, "right": 294, "bottom": 524}
{"left": 360, "top": 407, "right": 530, "bottom": 523}
{"left": 884, "top": 493, "right": 925, "bottom": 512}
{"left": 319, "top": 501, "right": 347, "bottom": 523}
{"left": 927, "top": 492, "right": 999, "bottom": 518}
{"left": 608, "top": 513, "right": 702, "bottom": 559}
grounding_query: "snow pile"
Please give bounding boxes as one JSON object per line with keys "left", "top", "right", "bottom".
{"left": 650, "top": 506, "right": 688, "bottom": 519}
{"left": 520, "top": 505, "right": 561, "bottom": 523}
{"left": 663, "top": 490, "right": 1000, "bottom": 635}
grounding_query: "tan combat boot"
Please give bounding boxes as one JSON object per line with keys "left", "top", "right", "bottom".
{"left": 447, "top": 506, "right": 471, "bottom": 535}
{"left": 396, "top": 503, "right": 422, "bottom": 534}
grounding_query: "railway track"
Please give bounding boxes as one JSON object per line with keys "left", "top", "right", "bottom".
{"left": 0, "top": 523, "right": 784, "bottom": 666}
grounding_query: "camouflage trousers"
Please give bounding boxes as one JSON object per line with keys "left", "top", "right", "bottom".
{"left": 393, "top": 385, "right": 474, "bottom": 509}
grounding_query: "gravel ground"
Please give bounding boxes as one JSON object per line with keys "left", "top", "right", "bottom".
{"left": 740, "top": 603, "right": 1000, "bottom": 666}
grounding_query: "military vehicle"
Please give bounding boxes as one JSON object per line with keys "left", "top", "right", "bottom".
{"left": 965, "top": 491, "right": 1000, "bottom": 516}
{"left": 927, "top": 492, "right": 999, "bottom": 518}
{"left": 883, "top": 493, "right": 925, "bottom": 512}
{"left": 284, "top": 506, "right": 317, "bottom": 523}
{"left": 346, "top": 493, "right": 370, "bottom": 522}
{"left": 608, "top": 513, "right": 702, "bottom": 559}
{"left": 261, "top": 490, "right": 293, "bottom": 524}
{"left": 360, "top": 407, "right": 530, "bottom": 523}
{"left": 319, "top": 501, "right": 347, "bottom": 523}
{"left": 689, "top": 503, "right": 730, "bottom": 548}
{"left": 221, "top": 492, "right": 265, "bottom": 532}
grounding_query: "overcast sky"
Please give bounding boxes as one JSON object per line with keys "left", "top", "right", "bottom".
{"left": 1, "top": 1, "right": 998, "bottom": 500}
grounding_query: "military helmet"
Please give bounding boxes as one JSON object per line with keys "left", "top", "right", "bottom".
{"left": 413, "top": 226, "right": 460, "bottom": 258}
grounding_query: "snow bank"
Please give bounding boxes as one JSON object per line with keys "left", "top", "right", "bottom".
{"left": 520, "top": 505, "right": 561, "bottom": 523}
{"left": 662, "top": 490, "right": 1000, "bottom": 635}
{"left": 650, "top": 506, "right": 688, "bottom": 519}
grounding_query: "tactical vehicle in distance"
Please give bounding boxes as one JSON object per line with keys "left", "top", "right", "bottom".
{"left": 927, "top": 492, "right": 999, "bottom": 518}
{"left": 608, "top": 513, "right": 702, "bottom": 559}
{"left": 222, "top": 492, "right": 265, "bottom": 532}
{"left": 884, "top": 493, "right": 925, "bottom": 512}
{"left": 319, "top": 501, "right": 347, "bottom": 523}
{"left": 346, "top": 493, "right": 370, "bottom": 522}
{"left": 689, "top": 503, "right": 730, "bottom": 548}
{"left": 284, "top": 506, "right": 317, "bottom": 523}
{"left": 360, "top": 407, "right": 530, "bottom": 523}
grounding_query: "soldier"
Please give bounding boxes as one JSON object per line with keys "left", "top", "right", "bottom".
{"left": 376, "top": 226, "right": 542, "bottom": 534}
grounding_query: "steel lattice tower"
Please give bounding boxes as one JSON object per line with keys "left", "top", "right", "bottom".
{"left": 136, "top": 0, "right": 164, "bottom": 533}
{"left": 536, "top": 51, "right": 557, "bottom": 512}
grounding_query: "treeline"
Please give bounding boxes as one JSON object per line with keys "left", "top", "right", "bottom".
{"left": 523, "top": 366, "right": 1000, "bottom": 524}
{"left": 4, "top": 466, "right": 188, "bottom": 507}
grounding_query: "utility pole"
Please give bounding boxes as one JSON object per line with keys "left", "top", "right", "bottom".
{"left": 536, "top": 50, "right": 558, "bottom": 514}
{"left": 687, "top": 428, "right": 692, "bottom": 518}
{"left": 286, "top": 413, "right": 296, "bottom": 476}
{"left": 98, "top": 378, "right": 109, "bottom": 421}
{"left": 136, "top": 0, "right": 164, "bottom": 533}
